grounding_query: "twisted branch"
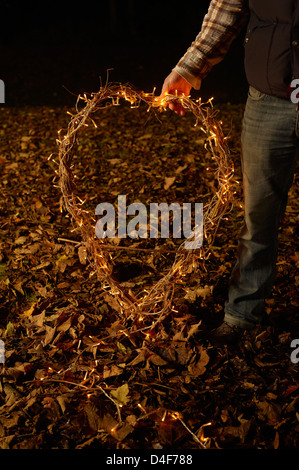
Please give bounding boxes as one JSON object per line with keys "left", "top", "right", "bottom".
{"left": 56, "top": 82, "right": 234, "bottom": 332}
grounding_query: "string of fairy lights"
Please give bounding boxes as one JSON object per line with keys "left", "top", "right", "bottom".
{"left": 51, "top": 82, "right": 237, "bottom": 445}
{"left": 55, "top": 82, "right": 235, "bottom": 335}
{"left": 39, "top": 363, "right": 212, "bottom": 447}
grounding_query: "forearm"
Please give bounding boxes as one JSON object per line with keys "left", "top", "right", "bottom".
{"left": 173, "top": 0, "right": 249, "bottom": 89}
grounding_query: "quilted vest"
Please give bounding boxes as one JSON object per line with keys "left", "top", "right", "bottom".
{"left": 244, "top": 0, "right": 299, "bottom": 98}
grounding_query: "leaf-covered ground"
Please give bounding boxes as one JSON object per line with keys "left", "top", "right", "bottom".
{"left": 0, "top": 100, "right": 298, "bottom": 450}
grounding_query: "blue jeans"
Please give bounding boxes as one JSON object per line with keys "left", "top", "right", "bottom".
{"left": 224, "top": 86, "right": 298, "bottom": 329}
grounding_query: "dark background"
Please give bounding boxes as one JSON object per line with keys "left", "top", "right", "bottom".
{"left": 1, "top": 0, "right": 248, "bottom": 106}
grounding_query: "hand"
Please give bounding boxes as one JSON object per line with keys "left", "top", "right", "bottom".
{"left": 159, "top": 70, "right": 192, "bottom": 116}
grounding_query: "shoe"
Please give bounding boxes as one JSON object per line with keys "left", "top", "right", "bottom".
{"left": 208, "top": 321, "right": 243, "bottom": 346}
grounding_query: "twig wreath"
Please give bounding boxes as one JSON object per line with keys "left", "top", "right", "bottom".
{"left": 56, "top": 82, "right": 234, "bottom": 335}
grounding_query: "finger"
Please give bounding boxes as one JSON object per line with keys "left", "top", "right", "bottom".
{"left": 170, "top": 102, "right": 181, "bottom": 114}
{"left": 167, "top": 101, "right": 181, "bottom": 115}
{"left": 169, "top": 100, "right": 186, "bottom": 115}
{"left": 159, "top": 81, "right": 171, "bottom": 100}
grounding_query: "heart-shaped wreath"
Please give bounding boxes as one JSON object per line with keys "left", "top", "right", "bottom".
{"left": 56, "top": 83, "right": 234, "bottom": 334}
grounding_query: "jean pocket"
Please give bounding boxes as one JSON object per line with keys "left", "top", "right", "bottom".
{"left": 248, "top": 86, "right": 267, "bottom": 101}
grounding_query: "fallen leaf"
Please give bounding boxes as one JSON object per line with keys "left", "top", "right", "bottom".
{"left": 57, "top": 317, "right": 73, "bottom": 332}
{"left": 31, "top": 261, "right": 51, "bottom": 270}
{"left": 148, "top": 351, "right": 168, "bottom": 366}
{"left": 113, "top": 423, "right": 135, "bottom": 441}
{"left": 273, "top": 431, "right": 280, "bottom": 449}
{"left": 188, "top": 347, "right": 209, "bottom": 376}
{"left": 103, "top": 364, "right": 124, "bottom": 379}
{"left": 110, "top": 383, "right": 130, "bottom": 406}
{"left": 223, "top": 418, "right": 252, "bottom": 444}
{"left": 175, "top": 164, "right": 188, "bottom": 174}
{"left": 42, "top": 325, "right": 56, "bottom": 346}
{"left": 14, "top": 236, "right": 27, "bottom": 245}
{"left": 164, "top": 176, "right": 175, "bottom": 190}
{"left": 5, "top": 321, "right": 14, "bottom": 337}
{"left": 57, "top": 395, "right": 70, "bottom": 414}
{"left": 78, "top": 245, "right": 87, "bottom": 264}
{"left": 84, "top": 402, "right": 102, "bottom": 432}
{"left": 256, "top": 400, "right": 281, "bottom": 426}
{"left": 184, "top": 285, "right": 213, "bottom": 302}
{"left": 128, "top": 348, "right": 148, "bottom": 366}
{"left": 20, "top": 304, "right": 36, "bottom": 317}
{"left": 136, "top": 133, "right": 152, "bottom": 140}
{"left": 186, "top": 320, "right": 202, "bottom": 339}
{"left": 0, "top": 435, "right": 14, "bottom": 449}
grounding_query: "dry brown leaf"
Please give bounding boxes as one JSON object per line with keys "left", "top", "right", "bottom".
{"left": 42, "top": 325, "right": 56, "bottom": 346}
{"left": 31, "top": 261, "right": 51, "bottom": 271}
{"left": 223, "top": 418, "right": 252, "bottom": 444}
{"left": 186, "top": 320, "right": 202, "bottom": 339}
{"left": 187, "top": 347, "right": 209, "bottom": 377}
{"left": 110, "top": 383, "right": 130, "bottom": 405}
{"left": 148, "top": 351, "right": 168, "bottom": 366}
{"left": 174, "top": 341, "right": 193, "bottom": 365}
{"left": 84, "top": 402, "right": 102, "bottom": 432}
{"left": 128, "top": 348, "right": 148, "bottom": 366}
{"left": 256, "top": 400, "right": 281, "bottom": 426}
{"left": 28, "top": 311, "right": 45, "bottom": 327}
{"left": 184, "top": 285, "right": 213, "bottom": 302}
{"left": 273, "top": 431, "right": 280, "bottom": 449}
{"left": 0, "top": 435, "right": 14, "bottom": 449}
{"left": 57, "top": 317, "right": 72, "bottom": 332}
{"left": 175, "top": 163, "right": 188, "bottom": 174}
{"left": 14, "top": 236, "right": 27, "bottom": 245}
{"left": 78, "top": 245, "right": 87, "bottom": 264}
{"left": 164, "top": 176, "right": 175, "bottom": 190}
{"left": 103, "top": 364, "right": 124, "bottom": 379}
{"left": 20, "top": 304, "right": 36, "bottom": 317}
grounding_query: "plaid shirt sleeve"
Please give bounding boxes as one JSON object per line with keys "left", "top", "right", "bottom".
{"left": 173, "top": 0, "right": 249, "bottom": 89}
